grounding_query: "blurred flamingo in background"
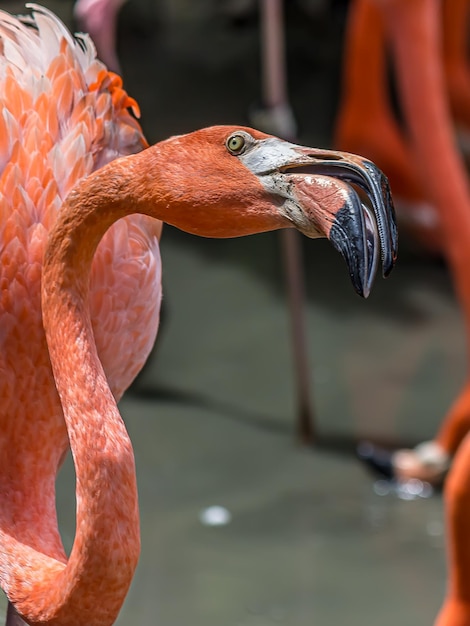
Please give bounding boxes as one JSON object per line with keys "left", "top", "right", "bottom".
{"left": 74, "top": 0, "right": 126, "bottom": 71}
{"left": 0, "top": 5, "right": 396, "bottom": 624}
{"left": 335, "top": 0, "right": 470, "bottom": 253}
{"left": 336, "top": 1, "right": 470, "bottom": 623}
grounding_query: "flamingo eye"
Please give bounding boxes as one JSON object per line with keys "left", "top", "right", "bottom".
{"left": 226, "top": 134, "right": 246, "bottom": 155}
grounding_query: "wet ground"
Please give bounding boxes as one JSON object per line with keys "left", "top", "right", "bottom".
{"left": 1, "top": 0, "right": 466, "bottom": 623}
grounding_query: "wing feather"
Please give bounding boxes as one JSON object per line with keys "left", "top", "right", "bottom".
{"left": 0, "top": 5, "right": 162, "bottom": 411}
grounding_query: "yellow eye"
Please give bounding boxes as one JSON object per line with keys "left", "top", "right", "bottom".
{"left": 226, "top": 134, "right": 246, "bottom": 155}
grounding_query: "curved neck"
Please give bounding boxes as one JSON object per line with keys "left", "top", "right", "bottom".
{"left": 10, "top": 150, "right": 163, "bottom": 624}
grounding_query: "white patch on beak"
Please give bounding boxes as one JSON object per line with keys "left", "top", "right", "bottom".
{"left": 237, "top": 137, "right": 323, "bottom": 237}
{"left": 238, "top": 137, "right": 304, "bottom": 175}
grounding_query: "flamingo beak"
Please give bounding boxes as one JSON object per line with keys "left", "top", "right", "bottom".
{"left": 241, "top": 139, "right": 398, "bottom": 297}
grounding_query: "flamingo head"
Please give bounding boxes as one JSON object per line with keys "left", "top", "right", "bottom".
{"left": 149, "top": 126, "right": 397, "bottom": 297}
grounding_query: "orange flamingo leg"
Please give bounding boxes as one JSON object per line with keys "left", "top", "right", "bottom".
{"left": 334, "top": 0, "right": 441, "bottom": 251}
{"left": 435, "top": 433, "right": 470, "bottom": 626}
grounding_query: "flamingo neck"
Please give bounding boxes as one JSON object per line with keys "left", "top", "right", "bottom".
{"left": 10, "top": 151, "right": 166, "bottom": 625}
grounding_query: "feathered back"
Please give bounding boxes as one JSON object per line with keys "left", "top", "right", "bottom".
{"left": 0, "top": 3, "right": 147, "bottom": 225}
{"left": 0, "top": 4, "right": 161, "bottom": 414}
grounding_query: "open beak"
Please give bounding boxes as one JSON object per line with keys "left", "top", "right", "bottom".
{"left": 241, "top": 138, "right": 397, "bottom": 297}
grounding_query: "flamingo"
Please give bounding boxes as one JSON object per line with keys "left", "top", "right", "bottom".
{"left": 0, "top": 5, "right": 396, "bottom": 625}
{"left": 335, "top": 0, "right": 470, "bottom": 480}
{"left": 74, "top": 0, "right": 127, "bottom": 72}
{"left": 336, "top": 1, "right": 470, "bottom": 623}
{"left": 335, "top": 0, "right": 470, "bottom": 253}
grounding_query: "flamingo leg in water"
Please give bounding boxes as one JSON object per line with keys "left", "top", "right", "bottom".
{"left": 257, "top": 0, "right": 315, "bottom": 443}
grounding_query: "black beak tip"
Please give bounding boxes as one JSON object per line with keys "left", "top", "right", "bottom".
{"left": 383, "top": 254, "right": 397, "bottom": 279}
{"left": 306, "top": 153, "right": 398, "bottom": 295}
{"left": 352, "top": 276, "right": 370, "bottom": 299}
{"left": 349, "top": 271, "right": 370, "bottom": 299}
{"left": 329, "top": 215, "right": 369, "bottom": 298}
